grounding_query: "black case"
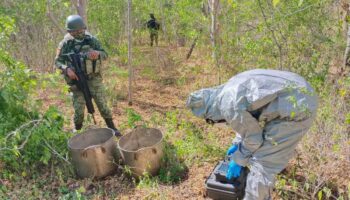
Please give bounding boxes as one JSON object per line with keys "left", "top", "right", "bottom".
{"left": 205, "top": 160, "right": 249, "bottom": 200}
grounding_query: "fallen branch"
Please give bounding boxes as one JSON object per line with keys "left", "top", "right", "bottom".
{"left": 0, "top": 119, "right": 43, "bottom": 151}
{"left": 5, "top": 119, "right": 42, "bottom": 141}
{"left": 43, "top": 139, "right": 71, "bottom": 164}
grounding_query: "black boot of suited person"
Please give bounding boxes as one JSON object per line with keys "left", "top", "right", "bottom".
{"left": 105, "top": 118, "right": 122, "bottom": 137}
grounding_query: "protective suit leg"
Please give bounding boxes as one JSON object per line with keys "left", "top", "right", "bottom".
{"left": 243, "top": 163, "right": 275, "bottom": 200}
{"left": 243, "top": 117, "right": 315, "bottom": 200}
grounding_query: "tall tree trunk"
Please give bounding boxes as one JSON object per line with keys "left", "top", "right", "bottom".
{"left": 127, "top": 0, "right": 133, "bottom": 105}
{"left": 208, "top": 0, "right": 221, "bottom": 84}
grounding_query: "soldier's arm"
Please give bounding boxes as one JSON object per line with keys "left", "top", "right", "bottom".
{"left": 91, "top": 37, "right": 108, "bottom": 60}
{"left": 55, "top": 41, "right": 69, "bottom": 72}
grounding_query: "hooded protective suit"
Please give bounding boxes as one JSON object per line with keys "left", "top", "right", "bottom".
{"left": 187, "top": 69, "right": 318, "bottom": 200}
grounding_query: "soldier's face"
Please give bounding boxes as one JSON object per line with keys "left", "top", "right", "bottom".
{"left": 68, "top": 29, "right": 85, "bottom": 39}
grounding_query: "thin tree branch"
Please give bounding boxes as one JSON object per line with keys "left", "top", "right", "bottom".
{"left": 283, "top": 4, "right": 316, "bottom": 18}
{"left": 5, "top": 119, "right": 42, "bottom": 141}
{"left": 0, "top": 119, "right": 43, "bottom": 151}
{"left": 46, "top": 0, "right": 65, "bottom": 35}
{"left": 43, "top": 139, "right": 71, "bottom": 164}
{"left": 257, "top": 0, "right": 283, "bottom": 69}
{"left": 266, "top": 0, "right": 288, "bottom": 68}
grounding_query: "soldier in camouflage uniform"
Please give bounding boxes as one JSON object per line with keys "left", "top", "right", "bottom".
{"left": 55, "top": 15, "right": 121, "bottom": 136}
{"left": 146, "top": 14, "right": 160, "bottom": 47}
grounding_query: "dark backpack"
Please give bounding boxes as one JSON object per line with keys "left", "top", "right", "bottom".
{"left": 147, "top": 19, "right": 160, "bottom": 30}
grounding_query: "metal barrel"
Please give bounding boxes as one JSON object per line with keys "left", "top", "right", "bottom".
{"left": 68, "top": 128, "right": 119, "bottom": 179}
{"left": 118, "top": 127, "right": 163, "bottom": 177}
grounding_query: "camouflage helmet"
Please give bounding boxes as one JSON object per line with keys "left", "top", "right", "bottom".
{"left": 65, "top": 15, "right": 86, "bottom": 31}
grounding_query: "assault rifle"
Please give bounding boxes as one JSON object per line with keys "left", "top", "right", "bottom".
{"left": 66, "top": 52, "right": 96, "bottom": 124}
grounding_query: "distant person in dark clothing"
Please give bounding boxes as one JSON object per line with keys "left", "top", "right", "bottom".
{"left": 146, "top": 13, "right": 160, "bottom": 46}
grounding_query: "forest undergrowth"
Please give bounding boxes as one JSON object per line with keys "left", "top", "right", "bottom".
{"left": 1, "top": 44, "right": 349, "bottom": 200}
{"left": 1, "top": 0, "right": 350, "bottom": 199}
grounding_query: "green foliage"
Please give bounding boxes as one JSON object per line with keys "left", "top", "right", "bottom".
{"left": 0, "top": 15, "right": 16, "bottom": 45}
{"left": 0, "top": 50, "right": 69, "bottom": 174}
{"left": 110, "top": 65, "right": 129, "bottom": 78}
{"left": 158, "top": 142, "right": 187, "bottom": 184}
{"left": 275, "top": 180, "right": 340, "bottom": 200}
{"left": 174, "top": 115, "right": 224, "bottom": 164}
{"left": 0, "top": 0, "right": 349, "bottom": 198}
{"left": 126, "top": 108, "right": 143, "bottom": 128}
{"left": 0, "top": 49, "right": 38, "bottom": 133}
{"left": 88, "top": 0, "right": 125, "bottom": 53}
{"left": 218, "top": 0, "right": 337, "bottom": 83}
{"left": 140, "top": 65, "right": 159, "bottom": 81}
{"left": 345, "top": 109, "right": 350, "bottom": 125}
{"left": 58, "top": 189, "right": 86, "bottom": 200}
{"left": 156, "top": 110, "right": 224, "bottom": 184}
{"left": 273, "top": 0, "right": 280, "bottom": 7}
{"left": 165, "top": 0, "right": 205, "bottom": 39}
{"left": 137, "top": 172, "right": 159, "bottom": 189}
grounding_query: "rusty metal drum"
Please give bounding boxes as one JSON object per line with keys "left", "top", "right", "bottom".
{"left": 118, "top": 127, "right": 163, "bottom": 177}
{"left": 68, "top": 128, "right": 119, "bottom": 179}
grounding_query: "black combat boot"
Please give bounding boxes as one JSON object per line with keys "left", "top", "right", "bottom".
{"left": 104, "top": 118, "right": 122, "bottom": 137}
{"left": 75, "top": 123, "right": 83, "bottom": 131}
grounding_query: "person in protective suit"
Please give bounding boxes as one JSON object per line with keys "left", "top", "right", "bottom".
{"left": 55, "top": 15, "right": 121, "bottom": 137}
{"left": 186, "top": 69, "right": 318, "bottom": 200}
{"left": 146, "top": 13, "right": 160, "bottom": 46}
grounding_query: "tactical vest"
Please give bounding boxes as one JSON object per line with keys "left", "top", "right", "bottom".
{"left": 66, "top": 35, "right": 101, "bottom": 76}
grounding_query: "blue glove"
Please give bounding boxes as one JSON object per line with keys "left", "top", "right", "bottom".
{"left": 226, "top": 144, "right": 238, "bottom": 155}
{"left": 226, "top": 160, "right": 242, "bottom": 180}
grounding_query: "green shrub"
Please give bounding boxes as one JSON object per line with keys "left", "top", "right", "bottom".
{"left": 158, "top": 142, "right": 188, "bottom": 184}
{"left": 126, "top": 108, "right": 143, "bottom": 128}
{"left": 0, "top": 50, "right": 70, "bottom": 174}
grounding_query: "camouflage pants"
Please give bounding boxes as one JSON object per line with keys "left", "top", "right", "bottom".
{"left": 70, "top": 74, "right": 112, "bottom": 127}
{"left": 149, "top": 30, "right": 158, "bottom": 46}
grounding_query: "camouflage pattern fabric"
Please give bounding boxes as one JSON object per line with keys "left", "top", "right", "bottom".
{"left": 55, "top": 32, "right": 112, "bottom": 128}
{"left": 55, "top": 32, "right": 107, "bottom": 77}
{"left": 147, "top": 18, "right": 160, "bottom": 46}
{"left": 149, "top": 30, "right": 158, "bottom": 46}
{"left": 71, "top": 75, "right": 112, "bottom": 127}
